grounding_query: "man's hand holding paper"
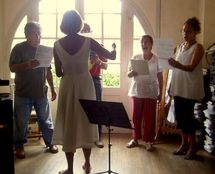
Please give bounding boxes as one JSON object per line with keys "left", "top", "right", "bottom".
{"left": 28, "top": 59, "right": 40, "bottom": 69}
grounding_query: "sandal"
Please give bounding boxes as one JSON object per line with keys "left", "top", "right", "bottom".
{"left": 58, "top": 170, "right": 68, "bottom": 174}
{"left": 173, "top": 144, "right": 189, "bottom": 155}
{"left": 184, "top": 153, "right": 197, "bottom": 160}
{"left": 82, "top": 164, "right": 91, "bottom": 174}
{"left": 126, "top": 139, "right": 138, "bottom": 148}
{"left": 184, "top": 147, "right": 198, "bottom": 160}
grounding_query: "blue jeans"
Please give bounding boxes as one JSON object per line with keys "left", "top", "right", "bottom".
{"left": 92, "top": 76, "right": 102, "bottom": 140}
{"left": 13, "top": 95, "right": 54, "bottom": 147}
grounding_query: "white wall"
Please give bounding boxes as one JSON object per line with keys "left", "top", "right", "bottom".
{"left": 0, "top": 0, "right": 4, "bottom": 78}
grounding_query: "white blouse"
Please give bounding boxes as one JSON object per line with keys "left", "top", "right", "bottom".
{"left": 128, "top": 54, "right": 161, "bottom": 99}
{"left": 170, "top": 43, "right": 205, "bottom": 100}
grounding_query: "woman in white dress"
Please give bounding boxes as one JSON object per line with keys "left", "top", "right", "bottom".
{"left": 52, "top": 10, "right": 116, "bottom": 174}
{"left": 168, "top": 17, "right": 204, "bottom": 160}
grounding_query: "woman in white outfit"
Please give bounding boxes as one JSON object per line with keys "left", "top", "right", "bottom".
{"left": 52, "top": 10, "right": 116, "bottom": 174}
{"left": 126, "top": 35, "right": 163, "bottom": 151}
{"left": 168, "top": 17, "right": 205, "bottom": 160}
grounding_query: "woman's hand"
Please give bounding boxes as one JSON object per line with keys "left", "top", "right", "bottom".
{"left": 50, "top": 88, "right": 57, "bottom": 101}
{"left": 90, "top": 56, "right": 99, "bottom": 64}
{"left": 157, "top": 94, "right": 162, "bottom": 103}
{"left": 168, "top": 58, "right": 179, "bottom": 68}
{"left": 112, "top": 43, "right": 116, "bottom": 50}
{"left": 128, "top": 70, "right": 138, "bottom": 78}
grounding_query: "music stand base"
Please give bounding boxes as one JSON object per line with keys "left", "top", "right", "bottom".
{"left": 93, "top": 127, "right": 119, "bottom": 174}
{"left": 93, "top": 170, "right": 119, "bottom": 174}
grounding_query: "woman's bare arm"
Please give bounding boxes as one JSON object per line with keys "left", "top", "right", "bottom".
{"left": 168, "top": 44, "right": 204, "bottom": 72}
{"left": 90, "top": 39, "right": 116, "bottom": 60}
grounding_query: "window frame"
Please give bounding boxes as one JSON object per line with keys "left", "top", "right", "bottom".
{"left": 11, "top": 0, "right": 147, "bottom": 90}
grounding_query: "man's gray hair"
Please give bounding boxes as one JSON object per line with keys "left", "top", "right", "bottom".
{"left": 24, "top": 21, "right": 41, "bottom": 37}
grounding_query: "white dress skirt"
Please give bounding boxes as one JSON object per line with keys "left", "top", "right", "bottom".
{"left": 52, "top": 38, "right": 98, "bottom": 152}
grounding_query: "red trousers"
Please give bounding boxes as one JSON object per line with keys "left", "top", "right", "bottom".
{"left": 131, "top": 97, "right": 157, "bottom": 142}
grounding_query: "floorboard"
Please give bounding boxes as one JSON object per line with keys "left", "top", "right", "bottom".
{"left": 14, "top": 133, "right": 215, "bottom": 174}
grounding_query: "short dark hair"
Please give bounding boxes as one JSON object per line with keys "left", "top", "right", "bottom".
{"left": 24, "top": 21, "right": 41, "bottom": 37}
{"left": 141, "top": 35, "right": 153, "bottom": 45}
{"left": 184, "top": 17, "right": 201, "bottom": 33}
{"left": 60, "top": 10, "right": 83, "bottom": 35}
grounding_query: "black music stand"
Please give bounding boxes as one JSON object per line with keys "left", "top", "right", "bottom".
{"left": 79, "top": 99, "right": 132, "bottom": 174}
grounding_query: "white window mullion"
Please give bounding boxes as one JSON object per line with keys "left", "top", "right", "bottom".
{"left": 27, "top": 0, "right": 39, "bottom": 22}
{"left": 119, "top": 1, "right": 133, "bottom": 116}
{"left": 121, "top": 2, "right": 133, "bottom": 78}
{"left": 76, "top": 0, "right": 84, "bottom": 18}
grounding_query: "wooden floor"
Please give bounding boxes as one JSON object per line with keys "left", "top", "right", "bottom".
{"left": 14, "top": 133, "right": 215, "bottom": 174}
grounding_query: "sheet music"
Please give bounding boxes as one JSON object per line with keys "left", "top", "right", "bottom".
{"left": 158, "top": 58, "right": 173, "bottom": 70}
{"left": 154, "top": 38, "right": 174, "bottom": 58}
{"left": 130, "top": 59, "right": 149, "bottom": 75}
{"left": 154, "top": 38, "right": 174, "bottom": 70}
{"left": 35, "top": 45, "right": 53, "bottom": 68}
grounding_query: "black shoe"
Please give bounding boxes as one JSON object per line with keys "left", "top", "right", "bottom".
{"left": 184, "top": 147, "right": 198, "bottom": 160}
{"left": 15, "top": 146, "right": 25, "bottom": 159}
{"left": 173, "top": 144, "right": 189, "bottom": 155}
{"left": 48, "top": 145, "right": 58, "bottom": 153}
{"left": 184, "top": 153, "right": 197, "bottom": 160}
{"left": 95, "top": 141, "right": 104, "bottom": 148}
{"left": 173, "top": 149, "right": 187, "bottom": 155}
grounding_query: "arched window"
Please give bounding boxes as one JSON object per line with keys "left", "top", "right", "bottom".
{"left": 83, "top": 0, "right": 121, "bottom": 87}
{"left": 10, "top": 16, "right": 27, "bottom": 79}
{"left": 11, "top": 0, "right": 146, "bottom": 90}
{"left": 133, "top": 15, "right": 145, "bottom": 55}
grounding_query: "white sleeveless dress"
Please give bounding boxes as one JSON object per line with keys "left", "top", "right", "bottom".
{"left": 170, "top": 43, "right": 204, "bottom": 100}
{"left": 52, "top": 38, "right": 98, "bottom": 152}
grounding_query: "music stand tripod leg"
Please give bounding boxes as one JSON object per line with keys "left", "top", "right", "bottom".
{"left": 93, "top": 127, "right": 119, "bottom": 174}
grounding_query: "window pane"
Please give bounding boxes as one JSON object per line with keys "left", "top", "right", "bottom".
{"left": 57, "top": 14, "right": 66, "bottom": 37}
{"left": 39, "top": 14, "right": 56, "bottom": 37}
{"left": 14, "top": 16, "right": 27, "bottom": 37}
{"left": 133, "top": 39, "right": 142, "bottom": 55}
{"left": 103, "top": 39, "right": 120, "bottom": 63}
{"left": 103, "top": 0, "right": 121, "bottom": 13}
{"left": 133, "top": 15, "right": 145, "bottom": 55}
{"left": 39, "top": 0, "right": 57, "bottom": 13}
{"left": 57, "top": 0, "right": 75, "bottom": 13}
{"left": 84, "top": 14, "right": 102, "bottom": 38}
{"left": 103, "top": 14, "right": 121, "bottom": 38}
{"left": 84, "top": 0, "right": 102, "bottom": 13}
{"left": 133, "top": 15, "right": 145, "bottom": 39}
{"left": 102, "top": 64, "right": 120, "bottom": 87}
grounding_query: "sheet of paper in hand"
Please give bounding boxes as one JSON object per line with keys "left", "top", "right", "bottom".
{"left": 35, "top": 45, "right": 53, "bottom": 68}
{"left": 154, "top": 38, "right": 174, "bottom": 70}
{"left": 130, "top": 59, "right": 149, "bottom": 75}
